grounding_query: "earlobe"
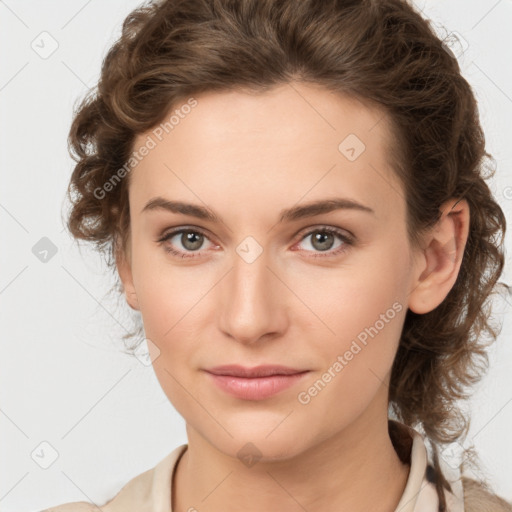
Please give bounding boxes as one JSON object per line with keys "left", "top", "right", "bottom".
{"left": 115, "top": 245, "right": 140, "bottom": 311}
{"left": 408, "top": 198, "right": 470, "bottom": 314}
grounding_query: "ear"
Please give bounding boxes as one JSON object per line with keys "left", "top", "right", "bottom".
{"left": 408, "top": 198, "right": 470, "bottom": 314}
{"left": 115, "top": 240, "right": 140, "bottom": 311}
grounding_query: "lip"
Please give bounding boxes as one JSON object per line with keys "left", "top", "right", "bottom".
{"left": 203, "top": 365, "right": 310, "bottom": 400}
{"left": 205, "top": 364, "right": 309, "bottom": 377}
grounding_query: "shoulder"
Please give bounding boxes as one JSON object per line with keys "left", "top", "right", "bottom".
{"left": 40, "top": 466, "right": 156, "bottom": 512}
{"left": 463, "top": 477, "right": 512, "bottom": 512}
{"left": 39, "top": 466, "right": 155, "bottom": 512}
{"left": 41, "top": 445, "right": 188, "bottom": 512}
{"left": 41, "top": 504, "right": 97, "bottom": 512}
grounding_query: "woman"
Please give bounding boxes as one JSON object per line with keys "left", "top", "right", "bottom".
{"left": 46, "top": 0, "right": 511, "bottom": 510}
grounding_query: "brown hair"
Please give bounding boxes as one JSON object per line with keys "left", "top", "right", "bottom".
{"left": 64, "top": 0, "right": 510, "bottom": 509}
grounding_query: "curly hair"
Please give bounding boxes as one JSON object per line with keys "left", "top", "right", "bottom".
{"left": 64, "top": 0, "right": 510, "bottom": 508}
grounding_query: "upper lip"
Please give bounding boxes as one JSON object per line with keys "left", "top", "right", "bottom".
{"left": 205, "top": 365, "right": 309, "bottom": 378}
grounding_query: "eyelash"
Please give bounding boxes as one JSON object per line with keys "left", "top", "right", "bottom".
{"left": 156, "top": 226, "right": 354, "bottom": 260}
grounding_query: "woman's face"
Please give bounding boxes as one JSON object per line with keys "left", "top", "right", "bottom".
{"left": 119, "top": 82, "right": 422, "bottom": 460}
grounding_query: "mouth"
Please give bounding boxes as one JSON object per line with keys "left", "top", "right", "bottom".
{"left": 203, "top": 365, "right": 310, "bottom": 400}
{"left": 204, "top": 364, "right": 309, "bottom": 378}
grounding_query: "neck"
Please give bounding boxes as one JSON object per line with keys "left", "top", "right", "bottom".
{"left": 172, "top": 390, "right": 410, "bottom": 512}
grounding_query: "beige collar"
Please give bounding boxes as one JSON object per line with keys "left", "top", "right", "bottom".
{"left": 391, "top": 421, "right": 465, "bottom": 512}
{"left": 99, "top": 421, "right": 465, "bottom": 512}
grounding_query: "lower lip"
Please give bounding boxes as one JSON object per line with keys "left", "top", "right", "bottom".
{"left": 205, "top": 371, "right": 310, "bottom": 400}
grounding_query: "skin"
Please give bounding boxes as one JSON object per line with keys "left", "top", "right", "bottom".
{"left": 116, "top": 82, "right": 470, "bottom": 511}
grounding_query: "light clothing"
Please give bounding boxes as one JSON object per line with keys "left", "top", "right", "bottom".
{"left": 43, "top": 420, "right": 465, "bottom": 512}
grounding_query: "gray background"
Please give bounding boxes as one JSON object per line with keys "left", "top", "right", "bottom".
{"left": 1, "top": 1, "right": 511, "bottom": 510}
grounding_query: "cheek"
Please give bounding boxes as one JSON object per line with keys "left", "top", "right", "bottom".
{"left": 131, "top": 244, "right": 210, "bottom": 339}
{"left": 298, "top": 245, "right": 409, "bottom": 406}
{"left": 294, "top": 229, "right": 410, "bottom": 334}
{"left": 296, "top": 296, "right": 405, "bottom": 436}
{"left": 299, "top": 262, "right": 407, "bottom": 360}
{"left": 308, "top": 291, "right": 404, "bottom": 406}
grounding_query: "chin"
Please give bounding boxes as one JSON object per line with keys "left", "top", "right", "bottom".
{"left": 205, "top": 424, "right": 310, "bottom": 463}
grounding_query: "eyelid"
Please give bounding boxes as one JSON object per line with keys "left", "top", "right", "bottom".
{"left": 156, "top": 225, "right": 218, "bottom": 257}
{"left": 157, "top": 224, "right": 353, "bottom": 243}
{"left": 157, "top": 225, "right": 214, "bottom": 243}
{"left": 156, "top": 224, "right": 355, "bottom": 258}
{"left": 291, "top": 225, "right": 354, "bottom": 258}
{"left": 295, "top": 224, "right": 354, "bottom": 242}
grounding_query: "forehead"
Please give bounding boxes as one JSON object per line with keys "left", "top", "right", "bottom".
{"left": 129, "top": 83, "right": 404, "bottom": 224}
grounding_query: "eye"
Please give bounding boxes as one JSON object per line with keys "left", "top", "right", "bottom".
{"left": 293, "top": 226, "right": 354, "bottom": 258}
{"left": 156, "top": 225, "right": 354, "bottom": 259}
{"left": 156, "top": 227, "right": 216, "bottom": 259}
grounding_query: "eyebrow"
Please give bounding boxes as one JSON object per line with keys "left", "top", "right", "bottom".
{"left": 141, "top": 196, "right": 375, "bottom": 223}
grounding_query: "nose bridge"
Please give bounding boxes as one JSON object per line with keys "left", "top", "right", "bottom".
{"left": 218, "top": 239, "right": 286, "bottom": 344}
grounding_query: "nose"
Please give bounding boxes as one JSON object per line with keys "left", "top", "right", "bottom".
{"left": 217, "top": 247, "right": 289, "bottom": 346}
